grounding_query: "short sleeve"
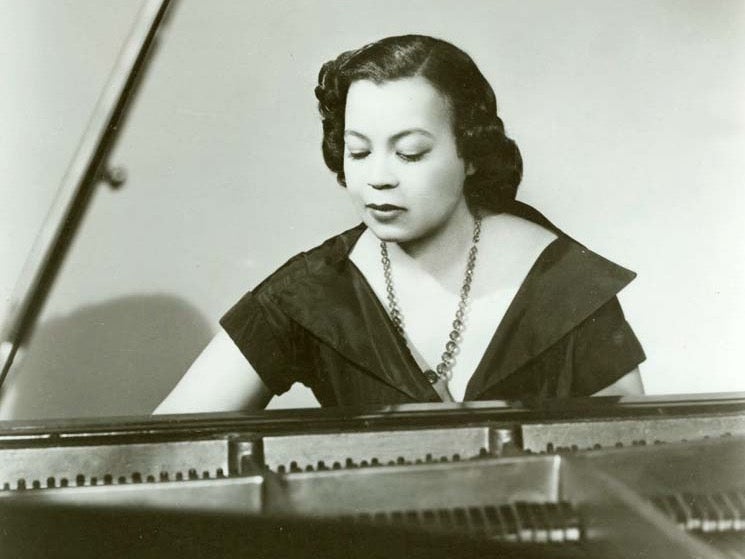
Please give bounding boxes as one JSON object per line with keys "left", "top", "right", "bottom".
{"left": 570, "top": 296, "right": 646, "bottom": 395}
{"left": 219, "top": 290, "right": 310, "bottom": 396}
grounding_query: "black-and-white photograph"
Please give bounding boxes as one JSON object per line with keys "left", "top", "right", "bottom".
{"left": 1, "top": 1, "right": 744, "bottom": 557}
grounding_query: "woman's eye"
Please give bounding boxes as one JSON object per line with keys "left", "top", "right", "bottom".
{"left": 347, "top": 151, "right": 369, "bottom": 160}
{"left": 397, "top": 151, "right": 426, "bottom": 162}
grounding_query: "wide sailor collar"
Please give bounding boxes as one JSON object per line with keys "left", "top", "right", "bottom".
{"left": 264, "top": 203, "right": 637, "bottom": 401}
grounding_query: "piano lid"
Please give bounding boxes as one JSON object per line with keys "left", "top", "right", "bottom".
{"left": 0, "top": 0, "right": 172, "bottom": 396}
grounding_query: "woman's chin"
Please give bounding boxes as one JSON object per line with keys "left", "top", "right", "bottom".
{"left": 370, "top": 231, "right": 405, "bottom": 244}
{"left": 365, "top": 222, "right": 411, "bottom": 244}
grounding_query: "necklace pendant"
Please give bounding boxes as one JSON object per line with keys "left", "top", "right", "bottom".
{"left": 423, "top": 369, "right": 440, "bottom": 384}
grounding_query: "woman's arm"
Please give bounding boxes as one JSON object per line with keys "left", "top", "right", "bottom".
{"left": 153, "top": 328, "right": 272, "bottom": 414}
{"left": 592, "top": 367, "right": 644, "bottom": 397}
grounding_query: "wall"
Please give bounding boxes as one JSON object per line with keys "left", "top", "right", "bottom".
{"left": 1, "top": 0, "right": 744, "bottom": 419}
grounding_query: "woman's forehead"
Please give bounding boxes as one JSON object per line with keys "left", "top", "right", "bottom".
{"left": 344, "top": 77, "right": 453, "bottom": 138}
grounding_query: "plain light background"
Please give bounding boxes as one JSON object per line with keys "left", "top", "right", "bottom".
{"left": 1, "top": 0, "right": 744, "bottom": 419}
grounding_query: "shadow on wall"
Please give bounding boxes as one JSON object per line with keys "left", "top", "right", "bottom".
{"left": 0, "top": 294, "right": 213, "bottom": 420}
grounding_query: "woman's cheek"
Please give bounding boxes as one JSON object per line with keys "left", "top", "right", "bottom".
{"left": 345, "top": 179, "right": 367, "bottom": 210}
{"left": 343, "top": 168, "right": 363, "bottom": 197}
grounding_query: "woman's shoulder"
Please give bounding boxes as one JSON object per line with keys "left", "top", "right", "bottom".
{"left": 481, "top": 212, "right": 558, "bottom": 250}
{"left": 251, "top": 223, "right": 365, "bottom": 296}
{"left": 498, "top": 202, "right": 637, "bottom": 282}
{"left": 221, "top": 224, "right": 366, "bottom": 351}
{"left": 475, "top": 211, "right": 558, "bottom": 290}
{"left": 477, "top": 204, "right": 637, "bottom": 307}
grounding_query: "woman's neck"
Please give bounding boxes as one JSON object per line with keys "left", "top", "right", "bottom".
{"left": 397, "top": 203, "right": 479, "bottom": 286}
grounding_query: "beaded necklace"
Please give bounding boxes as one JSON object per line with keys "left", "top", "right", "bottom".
{"left": 379, "top": 215, "right": 482, "bottom": 384}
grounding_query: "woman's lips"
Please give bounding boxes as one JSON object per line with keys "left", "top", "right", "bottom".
{"left": 366, "top": 203, "right": 406, "bottom": 221}
{"left": 366, "top": 203, "right": 405, "bottom": 211}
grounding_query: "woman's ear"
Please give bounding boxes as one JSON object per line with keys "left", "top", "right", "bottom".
{"left": 465, "top": 161, "right": 476, "bottom": 176}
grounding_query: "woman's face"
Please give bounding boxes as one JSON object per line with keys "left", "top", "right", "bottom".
{"left": 343, "top": 76, "right": 472, "bottom": 245}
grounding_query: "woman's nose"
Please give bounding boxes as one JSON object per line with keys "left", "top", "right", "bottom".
{"left": 367, "top": 155, "right": 398, "bottom": 190}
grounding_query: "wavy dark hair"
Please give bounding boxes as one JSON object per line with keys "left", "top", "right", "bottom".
{"left": 315, "top": 35, "right": 522, "bottom": 211}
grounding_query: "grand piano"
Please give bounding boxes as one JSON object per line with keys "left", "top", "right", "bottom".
{"left": 2, "top": 2, "right": 744, "bottom": 557}
{"left": 1, "top": 394, "right": 744, "bottom": 557}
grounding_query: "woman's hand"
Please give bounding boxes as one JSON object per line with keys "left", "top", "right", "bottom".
{"left": 153, "top": 328, "right": 272, "bottom": 414}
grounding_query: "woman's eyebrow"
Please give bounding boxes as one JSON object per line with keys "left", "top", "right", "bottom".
{"left": 343, "top": 130, "right": 369, "bottom": 141}
{"left": 343, "top": 129, "right": 435, "bottom": 142}
{"left": 390, "top": 128, "right": 435, "bottom": 142}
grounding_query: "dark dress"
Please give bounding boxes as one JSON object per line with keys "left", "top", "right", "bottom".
{"left": 220, "top": 203, "right": 646, "bottom": 406}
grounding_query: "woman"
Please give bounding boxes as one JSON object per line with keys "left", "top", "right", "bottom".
{"left": 155, "top": 35, "right": 644, "bottom": 414}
